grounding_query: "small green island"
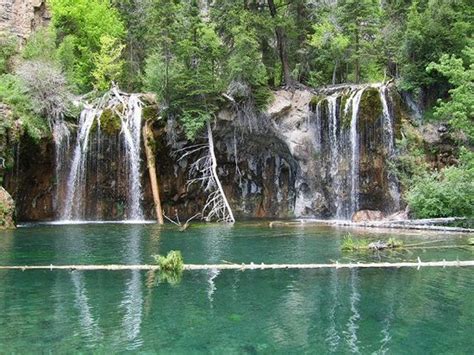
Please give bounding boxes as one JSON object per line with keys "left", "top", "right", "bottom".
{"left": 0, "top": 0, "right": 472, "bottom": 353}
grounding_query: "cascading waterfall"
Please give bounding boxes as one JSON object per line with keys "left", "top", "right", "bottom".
{"left": 52, "top": 119, "right": 71, "bottom": 212}
{"left": 348, "top": 88, "right": 365, "bottom": 216}
{"left": 308, "top": 83, "right": 400, "bottom": 219}
{"left": 380, "top": 86, "right": 401, "bottom": 211}
{"left": 60, "top": 91, "right": 145, "bottom": 221}
{"left": 327, "top": 95, "right": 343, "bottom": 218}
{"left": 120, "top": 95, "right": 144, "bottom": 221}
{"left": 62, "top": 107, "right": 100, "bottom": 220}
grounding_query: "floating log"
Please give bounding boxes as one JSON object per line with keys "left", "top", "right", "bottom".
{"left": 1, "top": 260, "right": 474, "bottom": 271}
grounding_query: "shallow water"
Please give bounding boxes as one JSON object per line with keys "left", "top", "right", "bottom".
{"left": 0, "top": 223, "right": 473, "bottom": 352}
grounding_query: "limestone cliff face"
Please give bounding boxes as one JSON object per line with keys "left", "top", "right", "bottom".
{"left": 4, "top": 85, "right": 410, "bottom": 222}
{"left": 0, "top": 0, "right": 50, "bottom": 41}
{"left": 0, "top": 186, "right": 15, "bottom": 229}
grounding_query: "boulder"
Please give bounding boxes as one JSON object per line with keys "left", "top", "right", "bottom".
{"left": 351, "top": 210, "right": 384, "bottom": 223}
{"left": 385, "top": 207, "right": 410, "bottom": 221}
{"left": 0, "top": 186, "right": 15, "bottom": 229}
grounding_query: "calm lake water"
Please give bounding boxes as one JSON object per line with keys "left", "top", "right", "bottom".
{"left": 0, "top": 222, "right": 473, "bottom": 353}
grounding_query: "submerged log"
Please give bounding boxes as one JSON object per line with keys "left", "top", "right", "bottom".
{"left": 1, "top": 260, "right": 474, "bottom": 271}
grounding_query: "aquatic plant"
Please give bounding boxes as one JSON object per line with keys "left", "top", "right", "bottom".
{"left": 153, "top": 250, "right": 184, "bottom": 273}
{"left": 341, "top": 234, "right": 369, "bottom": 251}
{"left": 341, "top": 234, "right": 404, "bottom": 251}
{"left": 387, "top": 238, "right": 404, "bottom": 248}
{"left": 152, "top": 250, "right": 184, "bottom": 285}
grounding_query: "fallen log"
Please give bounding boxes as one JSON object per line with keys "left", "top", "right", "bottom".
{"left": 269, "top": 219, "right": 474, "bottom": 234}
{"left": 1, "top": 260, "right": 474, "bottom": 271}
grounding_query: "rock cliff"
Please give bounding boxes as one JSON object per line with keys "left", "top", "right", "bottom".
{"left": 0, "top": 0, "right": 50, "bottom": 41}
{"left": 4, "top": 84, "right": 411, "bottom": 221}
{"left": 0, "top": 186, "right": 15, "bottom": 228}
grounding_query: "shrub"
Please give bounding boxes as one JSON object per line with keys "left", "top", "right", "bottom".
{"left": 0, "top": 32, "right": 17, "bottom": 74}
{"left": 406, "top": 149, "right": 474, "bottom": 218}
{"left": 16, "top": 60, "right": 72, "bottom": 127}
{"left": 0, "top": 74, "right": 48, "bottom": 141}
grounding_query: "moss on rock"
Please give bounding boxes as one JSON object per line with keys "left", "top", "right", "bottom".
{"left": 143, "top": 105, "right": 159, "bottom": 121}
{"left": 358, "top": 87, "right": 383, "bottom": 127}
{"left": 99, "top": 108, "right": 122, "bottom": 135}
{"left": 309, "top": 95, "right": 325, "bottom": 111}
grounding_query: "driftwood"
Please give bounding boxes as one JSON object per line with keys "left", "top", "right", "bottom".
{"left": 163, "top": 212, "right": 201, "bottom": 232}
{"left": 142, "top": 120, "right": 164, "bottom": 224}
{"left": 1, "top": 259, "right": 474, "bottom": 271}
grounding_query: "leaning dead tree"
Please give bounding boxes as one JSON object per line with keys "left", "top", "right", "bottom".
{"left": 143, "top": 119, "right": 164, "bottom": 224}
{"left": 178, "top": 121, "right": 235, "bottom": 223}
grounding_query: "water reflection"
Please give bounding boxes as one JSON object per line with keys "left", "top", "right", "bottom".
{"left": 71, "top": 271, "right": 103, "bottom": 343}
{"left": 344, "top": 268, "right": 361, "bottom": 353}
{"left": 120, "top": 226, "right": 144, "bottom": 350}
{"left": 326, "top": 268, "right": 341, "bottom": 352}
{"left": 378, "top": 272, "right": 397, "bottom": 354}
{"left": 2, "top": 223, "right": 472, "bottom": 352}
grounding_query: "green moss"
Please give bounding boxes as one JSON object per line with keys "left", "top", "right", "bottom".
{"left": 99, "top": 108, "right": 121, "bottom": 135}
{"left": 358, "top": 87, "right": 383, "bottom": 127}
{"left": 340, "top": 94, "right": 351, "bottom": 129}
{"left": 142, "top": 105, "right": 159, "bottom": 121}
{"left": 309, "top": 95, "right": 325, "bottom": 110}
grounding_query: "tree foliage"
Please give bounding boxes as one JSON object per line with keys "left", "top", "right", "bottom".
{"left": 407, "top": 149, "right": 474, "bottom": 218}
{"left": 427, "top": 46, "right": 474, "bottom": 142}
{"left": 49, "top": 0, "right": 125, "bottom": 92}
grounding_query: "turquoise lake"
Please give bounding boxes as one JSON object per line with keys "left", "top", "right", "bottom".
{"left": 0, "top": 222, "right": 472, "bottom": 353}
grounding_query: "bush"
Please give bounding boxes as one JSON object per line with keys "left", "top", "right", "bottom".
{"left": 0, "top": 74, "right": 48, "bottom": 141}
{"left": 406, "top": 149, "right": 474, "bottom": 218}
{"left": 16, "top": 60, "right": 72, "bottom": 127}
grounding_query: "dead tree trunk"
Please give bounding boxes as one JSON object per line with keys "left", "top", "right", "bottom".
{"left": 178, "top": 121, "right": 235, "bottom": 223}
{"left": 207, "top": 121, "right": 235, "bottom": 223}
{"left": 142, "top": 120, "right": 164, "bottom": 224}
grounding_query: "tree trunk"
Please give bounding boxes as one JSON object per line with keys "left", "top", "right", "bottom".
{"left": 142, "top": 120, "right": 164, "bottom": 224}
{"left": 332, "top": 60, "right": 338, "bottom": 85}
{"left": 354, "top": 29, "right": 360, "bottom": 83}
{"left": 268, "top": 0, "right": 294, "bottom": 87}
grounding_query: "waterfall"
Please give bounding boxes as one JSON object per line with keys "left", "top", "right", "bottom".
{"left": 61, "top": 108, "right": 101, "bottom": 220}
{"left": 380, "top": 86, "right": 401, "bottom": 211}
{"left": 349, "top": 88, "right": 365, "bottom": 216}
{"left": 120, "top": 95, "right": 144, "bottom": 220}
{"left": 306, "top": 83, "right": 400, "bottom": 219}
{"left": 52, "top": 119, "right": 71, "bottom": 213}
{"left": 60, "top": 92, "right": 144, "bottom": 221}
{"left": 328, "top": 94, "right": 343, "bottom": 218}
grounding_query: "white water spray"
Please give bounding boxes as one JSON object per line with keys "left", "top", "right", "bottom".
{"left": 60, "top": 90, "right": 145, "bottom": 221}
